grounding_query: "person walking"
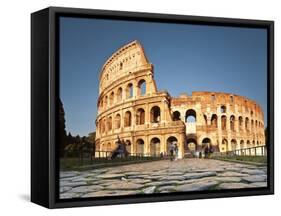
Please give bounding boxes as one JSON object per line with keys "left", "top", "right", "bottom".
{"left": 204, "top": 145, "right": 209, "bottom": 159}
{"left": 169, "top": 142, "right": 175, "bottom": 161}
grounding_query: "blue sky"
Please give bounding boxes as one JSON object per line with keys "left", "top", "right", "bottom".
{"left": 60, "top": 17, "right": 267, "bottom": 136}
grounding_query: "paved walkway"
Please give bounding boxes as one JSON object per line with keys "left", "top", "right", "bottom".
{"left": 60, "top": 158, "right": 267, "bottom": 199}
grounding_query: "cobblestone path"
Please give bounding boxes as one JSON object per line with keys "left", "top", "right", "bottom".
{"left": 60, "top": 159, "right": 267, "bottom": 199}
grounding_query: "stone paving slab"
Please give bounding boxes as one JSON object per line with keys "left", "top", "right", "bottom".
{"left": 59, "top": 158, "right": 267, "bottom": 199}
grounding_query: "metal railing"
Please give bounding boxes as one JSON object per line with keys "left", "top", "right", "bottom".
{"left": 94, "top": 151, "right": 163, "bottom": 159}
{"left": 217, "top": 145, "right": 267, "bottom": 157}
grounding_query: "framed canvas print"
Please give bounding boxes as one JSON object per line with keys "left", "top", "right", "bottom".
{"left": 31, "top": 6, "right": 274, "bottom": 208}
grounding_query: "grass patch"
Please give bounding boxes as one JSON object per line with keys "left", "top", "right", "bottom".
{"left": 60, "top": 157, "right": 163, "bottom": 171}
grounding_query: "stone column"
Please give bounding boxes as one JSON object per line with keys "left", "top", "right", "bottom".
{"left": 133, "top": 80, "right": 138, "bottom": 98}
{"left": 160, "top": 136, "right": 165, "bottom": 153}
{"left": 145, "top": 104, "right": 150, "bottom": 126}
{"left": 179, "top": 134, "right": 184, "bottom": 159}
{"left": 145, "top": 136, "right": 150, "bottom": 155}
{"left": 180, "top": 110, "right": 185, "bottom": 122}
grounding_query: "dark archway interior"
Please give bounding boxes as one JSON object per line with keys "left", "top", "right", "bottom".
{"left": 186, "top": 138, "right": 197, "bottom": 152}
{"left": 172, "top": 111, "right": 181, "bottom": 121}
{"left": 185, "top": 109, "right": 196, "bottom": 123}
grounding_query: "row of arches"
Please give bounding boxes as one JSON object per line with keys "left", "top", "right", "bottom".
{"left": 100, "top": 136, "right": 178, "bottom": 156}
{"left": 185, "top": 137, "right": 264, "bottom": 153}
{"left": 99, "top": 79, "right": 146, "bottom": 110}
{"left": 172, "top": 109, "right": 264, "bottom": 132}
{"left": 218, "top": 104, "right": 261, "bottom": 118}
{"left": 98, "top": 106, "right": 161, "bottom": 134}
{"left": 221, "top": 139, "right": 263, "bottom": 151}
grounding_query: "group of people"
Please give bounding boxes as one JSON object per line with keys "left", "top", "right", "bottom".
{"left": 110, "top": 136, "right": 129, "bottom": 159}
{"left": 111, "top": 136, "right": 214, "bottom": 160}
{"left": 168, "top": 142, "right": 179, "bottom": 161}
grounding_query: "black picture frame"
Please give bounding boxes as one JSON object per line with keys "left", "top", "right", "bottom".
{"left": 31, "top": 6, "right": 274, "bottom": 209}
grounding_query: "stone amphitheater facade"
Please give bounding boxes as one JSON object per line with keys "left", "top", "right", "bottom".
{"left": 95, "top": 40, "right": 265, "bottom": 159}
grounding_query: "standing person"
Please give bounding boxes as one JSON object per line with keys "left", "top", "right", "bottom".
{"left": 174, "top": 143, "right": 179, "bottom": 161}
{"left": 204, "top": 145, "right": 209, "bottom": 159}
{"left": 169, "top": 142, "right": 174, "bottom": 161}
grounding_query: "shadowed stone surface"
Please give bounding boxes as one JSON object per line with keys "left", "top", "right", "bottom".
{"left": 60, "top": 159, "right": 267, "bottom": 199}
{"left": 183, "top": 172, "right": 216, "bottom": 180}
{"left": 218, "top": 182, "right": 256, "bottom": 189}
{"left": 242, "top": 175, "right": 267, "bottom": 183}
{"left": 105, "top": 182, "right": 144, "bottom": 190}
{"left": 176, "top": 180, "right": 218, "bottom": 192}
{"left": 218, "top": 172, "right": 249, "bottom": 177}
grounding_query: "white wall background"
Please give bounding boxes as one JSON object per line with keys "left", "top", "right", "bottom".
{"left": 0, "top": 0, "right": 279, "bottom": 214}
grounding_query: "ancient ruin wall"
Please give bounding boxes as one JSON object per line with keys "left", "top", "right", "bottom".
{"left": 171, "top": 92, "right": 265, "bottom": 153}
{"left": 95, "top": 41, "right": 185, "bottom": 157}
{"left": 95, "top": 41, "right": 265, "bottom": 157}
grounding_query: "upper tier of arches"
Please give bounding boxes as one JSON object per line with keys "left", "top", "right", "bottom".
{"left": 99, "top": 40, "right": 151, "bottom": 93}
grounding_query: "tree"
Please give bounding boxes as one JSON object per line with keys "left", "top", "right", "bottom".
{"left": 58, "top": 99, "right": 67, "bottom": 157}
{"left": 87, "top": 132, "right": 96, "bottom": 158}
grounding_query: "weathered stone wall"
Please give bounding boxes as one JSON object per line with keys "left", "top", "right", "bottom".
{"left": 171, "top": 92, "right": 265, "bottom": 153}
{"left": 95, "top": 41, "right": 265, "bottom": 158}
{"left": 95, "top": 41, "right": 185, "bottom": 158}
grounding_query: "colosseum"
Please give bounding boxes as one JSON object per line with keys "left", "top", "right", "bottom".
{"left": 95, "top": 40, "right": 265, "bottom": 159}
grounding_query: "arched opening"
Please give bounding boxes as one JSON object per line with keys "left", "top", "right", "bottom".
{"left": 240, "top": 140, "right": 245, "bottom": 149}
{"left": 202, "top": 138, "right": 211, "bottom": 149}
{"left": 239, "top": 116, "right": 243, "bottom": 131}
{"left": 125, "top": 83, "right": 133, "bottom": 99}
{"left": 106, "top": 142, "right": 111, "bottom": 151}
{"left": 211, "top": 114, "right": 218, "bottom": 128}
{"left": 230, "top": 95, "right": 234, "bottom": 103}
{"left": 100, "top": 143, "right": 105, "bottom": 151}
{"left": 109, "top": 92, "right": 114, "bottom": 106}
{"left": 231, "top": 139, "right": 237, "bottom": 151}
{"left": 98, "top": 120, "right": 101, "bottom": 134}
{"left": 124, "top": 111, "right": 132, "bottom": 127}
{"left": 136, "top": 108, "right": 145, "bottom": 125}
{"left": 114, "top": 114, "right": 121, "bottom": 129}
{"left": 107, "top": 117, "right": 112, "bottom": 131}
{"left": 252, "top": 140, "right": 255, "bottom": 147}
{"left": 230, "top": 115, "right": 235, "bottom": 131}
{"left": 104, "top": 96, "right": 108, "bottom": 109}
{"left": 221, "top": 138, "right": 228, "bottom": 152}
{"left": 151, "top": 106, "right": 161, "bottom": 123}
{"left": 136, "top": 139, "right": 145, "bottom": 155}
{"left": 125, "top": 140, "right": 131, "bottom": 153}
{"left": 99, "top": 99, "right": 103, "bottom": 110}
{"left": 117, "top": 87, "right": 123, "bottom": 102}
{"left": 220, "top": 105, "right": 226, "bottom": 113}
{"left": 186, "top": 138, "right": 197, "bottom": 153}
{"left": 150, "top": 137, "right": 161, "bottom": 156}
{"left": 172, "top": 111, "right": 181, "bottom": 121}
{"left": 221, "top": 115, "right": 227, "bottom": 130}
{"left": 246, "top": 140, "right": 251, "bottom": 148}
{"left": 102, "top": 118, "right": 106, "bottom": 133}
{"left": 245, "top": 117, "right": 249, "bottom": 131}
{"left": 138, "top": 79, "right": 146, "bottom": 96}
{"left": 167, "top": 136, "right": 178, "bottom": 154}
{"left": 185, "top": 109, "right": 196, "bottom": 123}
{"left": 251, "top": 120, "right": 254, "bottom": 131}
